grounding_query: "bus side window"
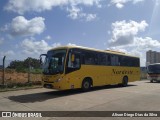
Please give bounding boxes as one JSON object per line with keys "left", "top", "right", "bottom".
{"left": 121, "top": 57, "right": 129, "bottom": 66}
{"left": 99, "top": 53, "right": 107, "bottom": 65}
{"left": 118, "top": 56, "right": 121, "bottom": 66}
{"left": 74, "top": 54, "right": 80, "bottom": 68}
{"left": 120, "top": 56, "right": 125, "bottom": 66}
{"left": 83, "top": 51, "right": 97, "bottom": 65}
{"left": 107, "top": 54, "right": 111, "bottom": 65}
{"left": 111, "top": 55, "right": 115, "bottom": 66}
{"left": 132, "top": 58, "right": 140, "bottom": 67}
{"left": 111, "top": 55, "right": 119, "bottom": 66}
{"left": 68, "top": 53, "right": 80, "bottom": 69}
{"left": 115, "top": 56, "right": 119, "bottom": 66}
{"left": 95, "top": 54, "right": 98, "bottom": 65}
{"left": 68, "top": 53, "right": 72, "bottom": 68}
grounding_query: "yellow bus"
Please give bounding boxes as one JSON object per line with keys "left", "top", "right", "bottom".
{"left": 40, "top": 46, "right": 140, "bottom": 91}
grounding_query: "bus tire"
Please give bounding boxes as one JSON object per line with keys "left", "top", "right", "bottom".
{"left": 122, "top": 76, "right": 128, "bottom": 87}
{"left": 82, "top": 79, "right": 91, "bottom": 91}
{"left": 150, "top": 80, "right": 154, "bottom": 83}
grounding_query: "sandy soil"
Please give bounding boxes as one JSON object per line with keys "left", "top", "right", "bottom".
{"left": 0, "top": 69, "right": 42, "bottom": 84}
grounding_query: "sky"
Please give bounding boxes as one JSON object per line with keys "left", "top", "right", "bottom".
{"left": 0, "top": 0, "right": 160, "bottom": 66}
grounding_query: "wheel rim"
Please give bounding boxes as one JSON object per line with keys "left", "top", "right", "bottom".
{"left": 84, "top": 81, "right": 89, "bottom": 89}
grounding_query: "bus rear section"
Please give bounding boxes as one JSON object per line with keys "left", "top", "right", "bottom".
{"left": 147, "top": 63, "right": 160, "bottom": 83}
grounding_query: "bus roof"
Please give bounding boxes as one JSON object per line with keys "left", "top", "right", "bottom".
{"left": 49, "top": 45, "right": 139, "bottom": 58}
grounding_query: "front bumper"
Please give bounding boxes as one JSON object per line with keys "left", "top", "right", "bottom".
{"left": 148, "top": 76, "right": 160, "bottom": 81}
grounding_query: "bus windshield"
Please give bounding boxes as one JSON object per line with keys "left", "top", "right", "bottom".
{"left": 148, "top": 64, "right": 160, "bottom": 74}
{"left": 42, "top": 49, "right": 67, "bottom": 75}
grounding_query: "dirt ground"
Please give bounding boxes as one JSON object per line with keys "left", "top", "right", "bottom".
{"left": 0, "top": 69, "right": 42, "bottom": 84}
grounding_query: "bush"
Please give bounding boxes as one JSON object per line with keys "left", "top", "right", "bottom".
{"left": 16, "top": 82, "right": 24, "bottom": 87}
{"left": 7, "top": 83, "right": 17, "bottom": 88}
{"left": 25, "top": 82, "right": 33, "bottom": 87}
{"left": 0, "top": 84, "right": 7, "bottom": 89}
{"left": 32, "top": 81, "right": 42, "bottom": 85}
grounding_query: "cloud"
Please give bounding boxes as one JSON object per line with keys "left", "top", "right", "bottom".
{"left": 107, "top": 20, "right": 160, "bottom": 66}
{"left": 4, "top": 0, "right": 100, "bottom": 22}
{"left": 115, "top": 3, "right": 124, "bottom": 9}
{"left": 0, "top": 50, "right": 15, "bottom": 57}
{"left": 155, "top": 0, "right": 160, "bottom": 6}
{"left": 110, "top": 0, "right": 144, "bottom": 9}
{"left": 132, "top": 37, "right": 160, "bottom": 66}
{"left": 86, "top": 14, "right": 97, "bottom": 22}
{"left": 109, "top": 37, "right": 160, "bottom": 66}
{"left": 109, "top": 20, "right": 148, "bottom": 46}
{"left": 67, "top": 43, "right": 77, "bottom": 46}
{"left": 133, "top": 37, "right": 160, "bottom": 50}
{"left": 21, "top": 38, "right": 61, "bottom": 55}
{"left": 109, "top": 21, "right": 160, "bottom": 66}
{"left": 67, "top": 5, "right": 97, "bottom": 21}
{"left": 21, "top": 38, "right": 79, "bottom": 57}
{"left": 4, "top": 0, "right": 101, "bottom": 14}
{"left": 67, "top": 6, "right": 82, "bottom": 20}
{"left": 0, "top": 24, "right": 9, "bottom": 32}
{"left": 2, "top": 16, "right": 45, "bottom": 37}
{"left": 112, "top": 37, "right": 160, "bottom": 52}
{"left": 45, "top": 35, "right": 51, "bottom": 40}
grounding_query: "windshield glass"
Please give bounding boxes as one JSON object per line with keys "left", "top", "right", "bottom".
{"left": 148, "top": 64, "right": 160, "bottom": 74}
{"left": 42, "top": 49, "right": 66, "bottom": 75}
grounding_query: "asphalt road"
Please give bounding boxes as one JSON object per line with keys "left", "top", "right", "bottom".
{"left": 0, "top": 80, "right": 160, "bottom": 120}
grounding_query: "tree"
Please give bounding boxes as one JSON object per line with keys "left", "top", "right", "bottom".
{"left": 8, "top": 60, "right": 23, "bottom": 69}
{"left": 7, "top": 57, "right": 41, "bottom": 72}
{"left": 23, "top": 57, "right": 40, "bottom": 69}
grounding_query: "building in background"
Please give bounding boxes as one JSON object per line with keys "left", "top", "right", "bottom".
{"left": 146, "top": 50, "right": 160, "bottom": 66}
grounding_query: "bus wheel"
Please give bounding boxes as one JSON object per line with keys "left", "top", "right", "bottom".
{"left": 122, "top": 76, "right": 128, "bottom": 87}
{"left": 82, "top": 79, "right": 91, "bottom": 91}
{"left": 150, "top": 80, "right": 154, "bottom": 83}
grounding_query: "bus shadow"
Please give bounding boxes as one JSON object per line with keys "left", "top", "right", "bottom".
{"left": 8, "top": 84, "right": 136, "bottom": 103}
{"left": 145, "top": 81, "right": 160, "bottom": 83}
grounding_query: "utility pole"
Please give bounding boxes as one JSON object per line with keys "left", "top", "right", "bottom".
{"left": 2, "top": 56, "right": 6, "bottom": 85}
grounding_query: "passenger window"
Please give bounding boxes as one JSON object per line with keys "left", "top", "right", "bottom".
{"left": 99, "top": 53, "right": 107, "bottom": 65}
{"left": 83, "top": 51, "right": 98, "bottom": 65}
{"left": 111, "top": 55, "right": 119, "bottom": 66}
{"left": 107, "top": 54, "right": 111, "bottom": 65}
{"left": 68, "top": 53, "right": 80, "bottom": 69}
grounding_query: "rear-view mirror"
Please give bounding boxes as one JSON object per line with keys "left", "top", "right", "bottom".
{"left": 71, "top": 54, "right": 75, "bottom": 62}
